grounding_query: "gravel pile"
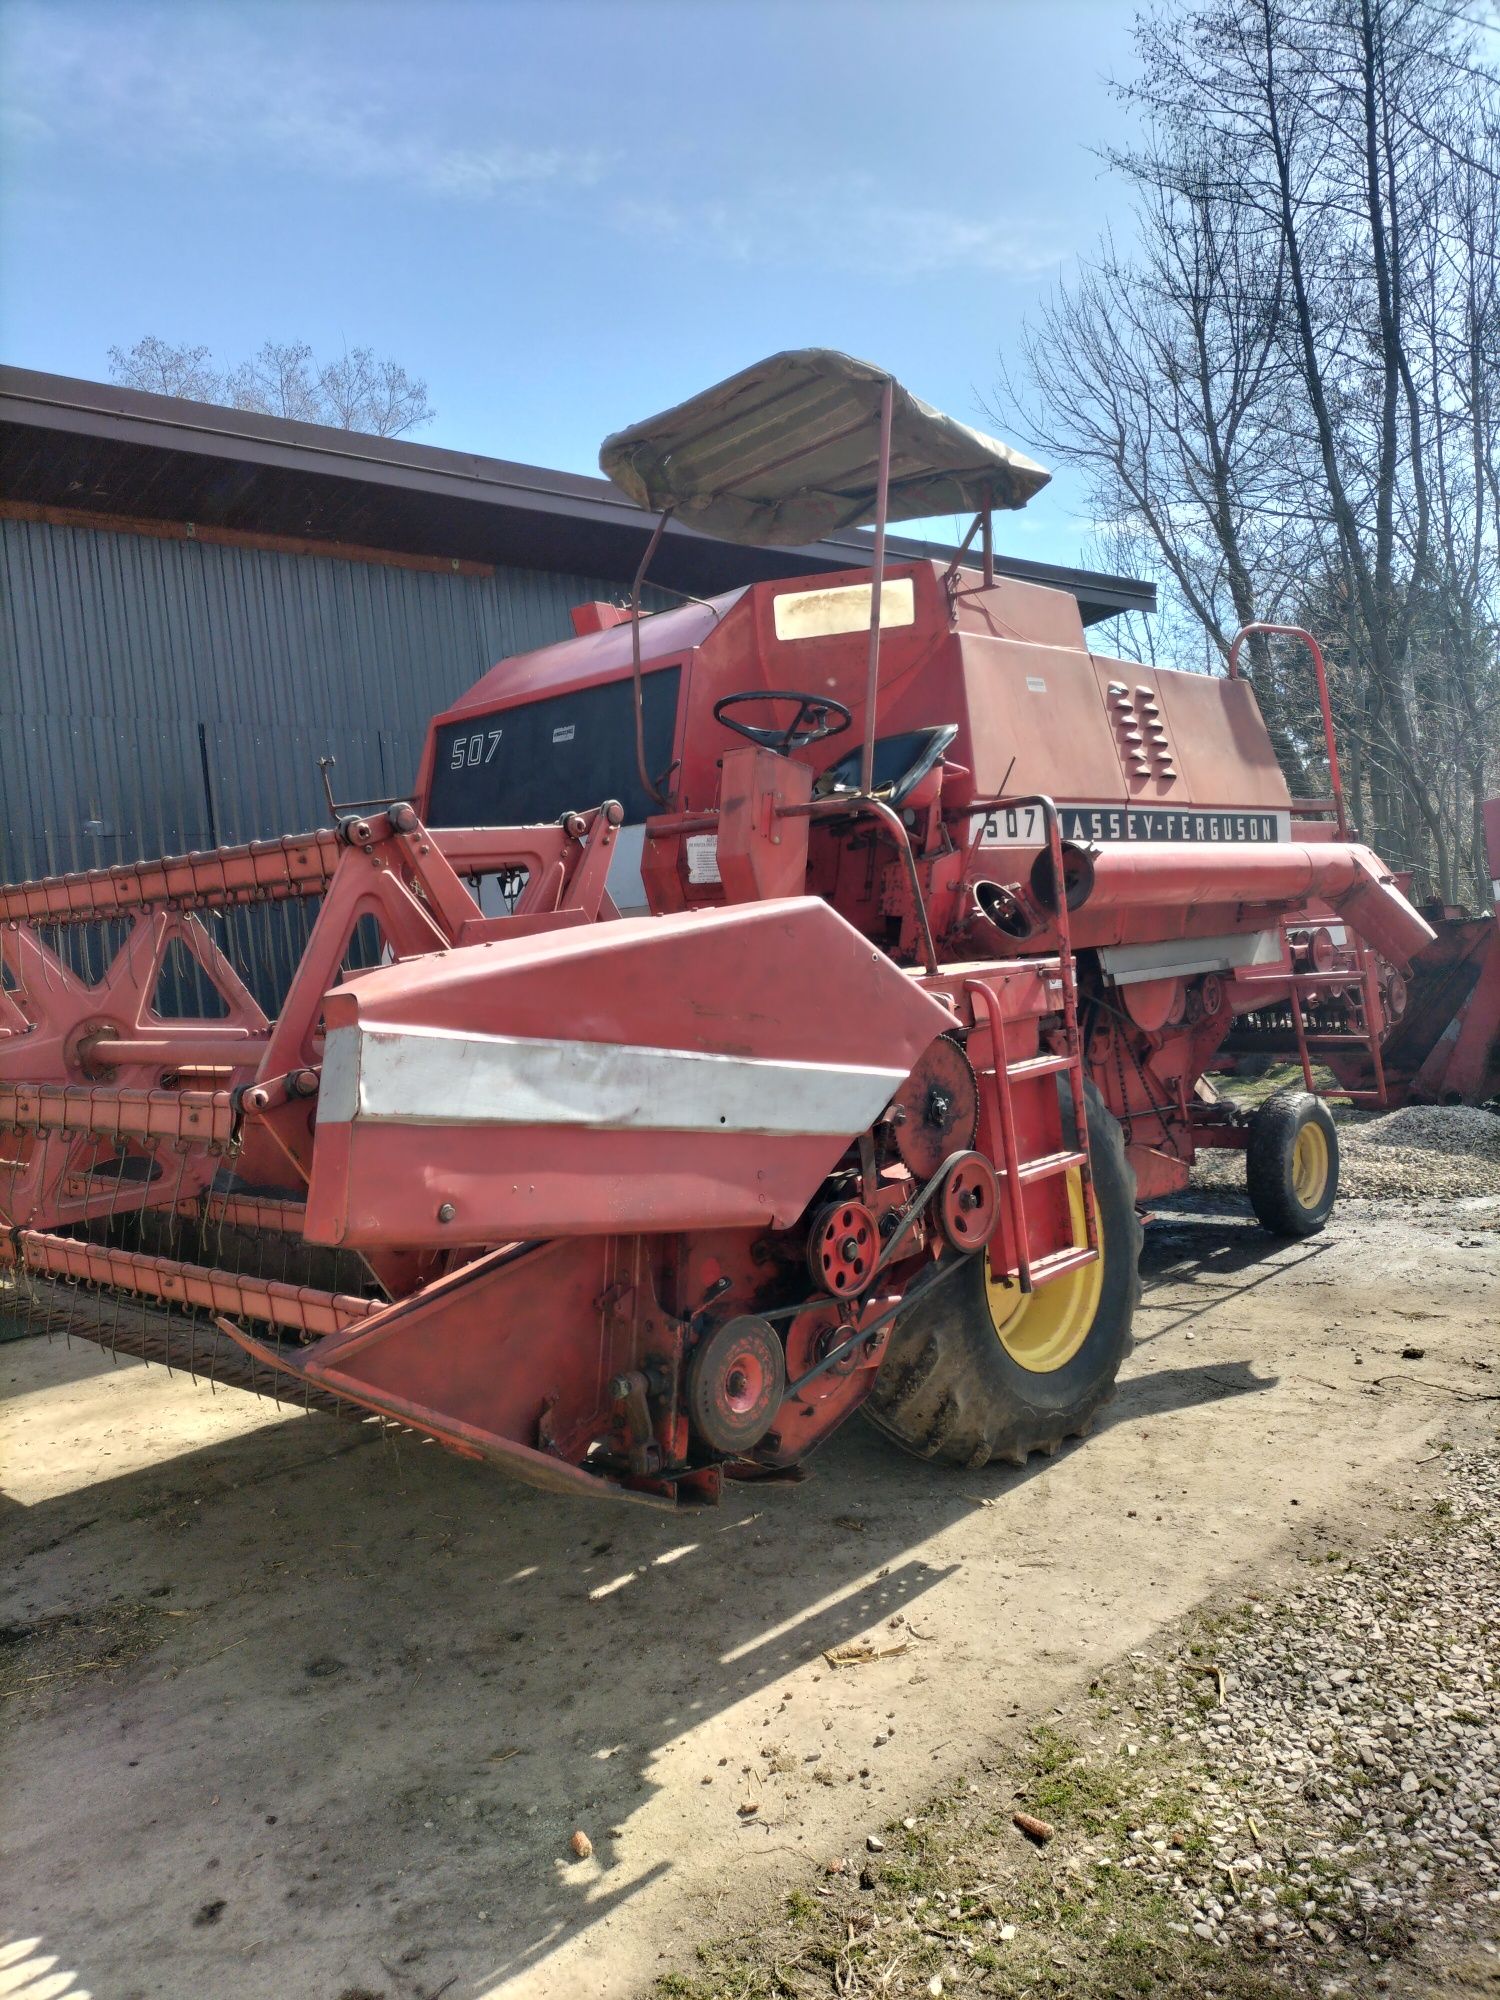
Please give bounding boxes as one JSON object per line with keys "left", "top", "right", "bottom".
{"left": 1106, "top": 1446, "right": 1500, "bottom": 1981}
{"left": 1193, "top": 1100, "right": 1500, "bottom": 1200}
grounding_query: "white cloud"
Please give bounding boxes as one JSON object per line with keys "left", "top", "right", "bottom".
{"left": 1, "top": 6, "right": 1053, "bottom": 280}
{"left": 612, "top": 179, "right": 1065, "bottom": 283}
{"left": 0, "top": 5, "right": 608, "bottom": 199}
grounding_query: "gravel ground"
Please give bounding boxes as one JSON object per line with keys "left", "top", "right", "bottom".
{"left": 1093, "top": 1443, "right": 1500, "bottom": 1987}
{"left": 1194, "top": 1102, "right": 1500, "bottom": 1201}
{"left": 658, "top": 1437, "right": 1500, "bottom": 1999}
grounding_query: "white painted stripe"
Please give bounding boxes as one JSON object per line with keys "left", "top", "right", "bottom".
{"left": 320, "top": 1023, "right": 908, "bottom": 1137}
{"left": 1098, "top": 928, "right": 1281, "bottom": 986}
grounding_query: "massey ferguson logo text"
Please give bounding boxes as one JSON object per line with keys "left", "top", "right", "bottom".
{"left": 979, "top": 804, "right": 1283, "bottom": 845}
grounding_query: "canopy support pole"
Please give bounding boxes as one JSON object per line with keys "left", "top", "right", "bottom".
{"left": 940, "top": 512, "right": 984, "bottom": 592}
{"left": 630, "top": 508, "right": 673, "bottom": 808}
{"left": 982, "top": 505, "right": 994, "bottom": 586}
{"left": 859, "top": 378, "right": 896, "bottom": 797}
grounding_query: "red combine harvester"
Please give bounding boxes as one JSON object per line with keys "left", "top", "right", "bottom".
{"left": 1214, "top": 691, "right": 1500, "bottom": 1112}
{"left": 0, "top": 353, "right": 1438, "bottom": 1504}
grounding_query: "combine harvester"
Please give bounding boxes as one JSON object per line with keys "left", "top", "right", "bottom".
{"left": 0, "top": 353, "right": 1438, "bottom": 1504}
{"left": 1213, "top": 704, "right": 1500, "bottom": 1113}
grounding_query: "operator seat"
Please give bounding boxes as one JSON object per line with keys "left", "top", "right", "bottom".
{"left": 813, "top": 724, "right": 958, "bottom": 807}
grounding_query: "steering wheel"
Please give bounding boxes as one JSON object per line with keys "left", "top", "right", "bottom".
{"left": 713, "top": 689, "right": 853, "bottom": 755}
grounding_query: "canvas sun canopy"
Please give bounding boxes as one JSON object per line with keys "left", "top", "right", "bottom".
{"left": 598, "top": 348, "right": 1050, "bottom": 548}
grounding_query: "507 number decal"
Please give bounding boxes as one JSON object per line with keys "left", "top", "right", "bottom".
{"left": 450, "top": 728, "right": 503, "bottom": 771}
{"left": 981, "top": 803, "right": 1043, "bottom": 842}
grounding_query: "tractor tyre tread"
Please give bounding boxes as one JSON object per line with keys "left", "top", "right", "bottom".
{"left": 1245, "top": 1089, "right": 1339, "bottom": 1238}
{"left": 864, "top": 1079, "right": 1141, "bottom": 1470}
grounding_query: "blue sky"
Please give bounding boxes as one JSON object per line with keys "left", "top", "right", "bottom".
{"left": 0, "top": 0, "right": 1142, "bottom": 571}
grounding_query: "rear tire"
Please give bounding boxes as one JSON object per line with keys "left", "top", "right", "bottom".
{"left": 864, "top": 1079, "right": 1141, "bottom": 1470}
{"left": 1246, "top": 1090, "right": 1338, "bottom": 1238}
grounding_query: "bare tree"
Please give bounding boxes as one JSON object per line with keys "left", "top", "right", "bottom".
{"left": 224, "top": 340, "right": 324, "bottom": 425}
{"left": 1006, "top": 0, "right": 1500, "bottom": 901}
{"left": 314, "top": 347, "right": 434, "bottom": 437}
{"left": 106, "top": 336, "right": 224, "bottom": 403}
{"left": 1415, "top": 116, "right": 1500, "bottom": 899}
{"left": 992, "top": 161, "right": 1319, "bottom": 787}
{"left": 108, "top": 337, "right": 435, "bottom": 438}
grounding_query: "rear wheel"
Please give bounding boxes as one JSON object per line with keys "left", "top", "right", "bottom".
{"left": 865, "top": 1080, "right": 1141, "bottom": 1469}
{"left": 1246, "top": 1090, "right": 1338, "bottom": 1238}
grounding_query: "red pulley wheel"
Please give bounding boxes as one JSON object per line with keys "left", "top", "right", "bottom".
{"left": 806, "top": 1200, "right": 880, "bottom": 1298}
{"left": 938, "top": 1152, "right": 1001, "bottom": 1253}
{"left": 686, "top": 1315, "right": 786, "bottom": 1455}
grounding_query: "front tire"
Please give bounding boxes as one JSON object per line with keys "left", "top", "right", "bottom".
{"left": 1246, "top": 1090, "right": 1338, "bottom": 1238}
{"left": 865, "top": 1080, "right": 1141, "bottom": 1470}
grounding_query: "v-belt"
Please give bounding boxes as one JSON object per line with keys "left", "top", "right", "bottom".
{"left": 751, "top": 1149, "right": 985, "bottom": 1402}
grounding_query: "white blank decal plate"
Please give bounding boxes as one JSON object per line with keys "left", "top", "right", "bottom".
{"left": 321, "top": 1024, "right": 908, "bottom": 1138}
{"left": 772, "top": 577, "right": 915, "bottom": 641}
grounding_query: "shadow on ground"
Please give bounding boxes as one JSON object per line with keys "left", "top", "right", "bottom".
{"left": 1, "top": 1201, "right": 1288, "bottom": 2000}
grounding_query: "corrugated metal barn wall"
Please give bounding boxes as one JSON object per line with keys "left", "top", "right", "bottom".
{"left": 1, "top": 515, "right": 660, "bottom": 1007}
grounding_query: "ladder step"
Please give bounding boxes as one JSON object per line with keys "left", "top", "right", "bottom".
{"left": 1028, "top": 1245, "right": 1101, "bottom": 1285}
{"left": 1012, "top": 1147, "right": 1088, "bottom": 1185}
{"left": 1005, "top": 1053, "right": 1074, "bottom": 1080}
{"left": 992, "top": 1244, "right": 1101, "bottom": 1290}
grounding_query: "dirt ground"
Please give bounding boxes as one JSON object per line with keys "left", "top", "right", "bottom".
{"left": 2, "top": 1182, "right": 1497, "bottom": 2000}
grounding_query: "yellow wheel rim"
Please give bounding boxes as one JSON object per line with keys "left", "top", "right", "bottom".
{"left": 1291, "top": 1121, "right": 1330, "bottom": 1208}
{"left": 984, "top": 1170, "right": 1104, "bottom": 1374}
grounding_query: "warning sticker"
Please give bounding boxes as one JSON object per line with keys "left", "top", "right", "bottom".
{"left": 686, "top": 834, "right": 722, "bottom": 884}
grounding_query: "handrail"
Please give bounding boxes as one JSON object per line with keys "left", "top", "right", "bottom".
{"left": 1229, "top": 625, "right": 1390, "bottom": 1106}
{"left": 859, "top": 379, "right": 896, "bottom": 796}
{"left": 776, "top": 793, "right": 940, "bottom": 975}
{"left": 961, "top": 791, "right": 1099, "bottom": 1290}
{"left": 1227, "top": 623, "right": 1349, "bottom": 839}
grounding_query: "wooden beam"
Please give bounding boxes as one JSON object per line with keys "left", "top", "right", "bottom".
{"left": 0, "top": 498, "right": 496, "bottom": 578}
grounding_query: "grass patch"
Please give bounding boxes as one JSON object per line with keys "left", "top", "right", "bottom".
{"left": 0, "top": 1597, "right": 180, "bottom": 1704}
{"left": 647, "top": 1708, "right": 1314, "bottom": 2000}
{"left": 1020, "top": 1726, "right": 1128, "bottom": 1832}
